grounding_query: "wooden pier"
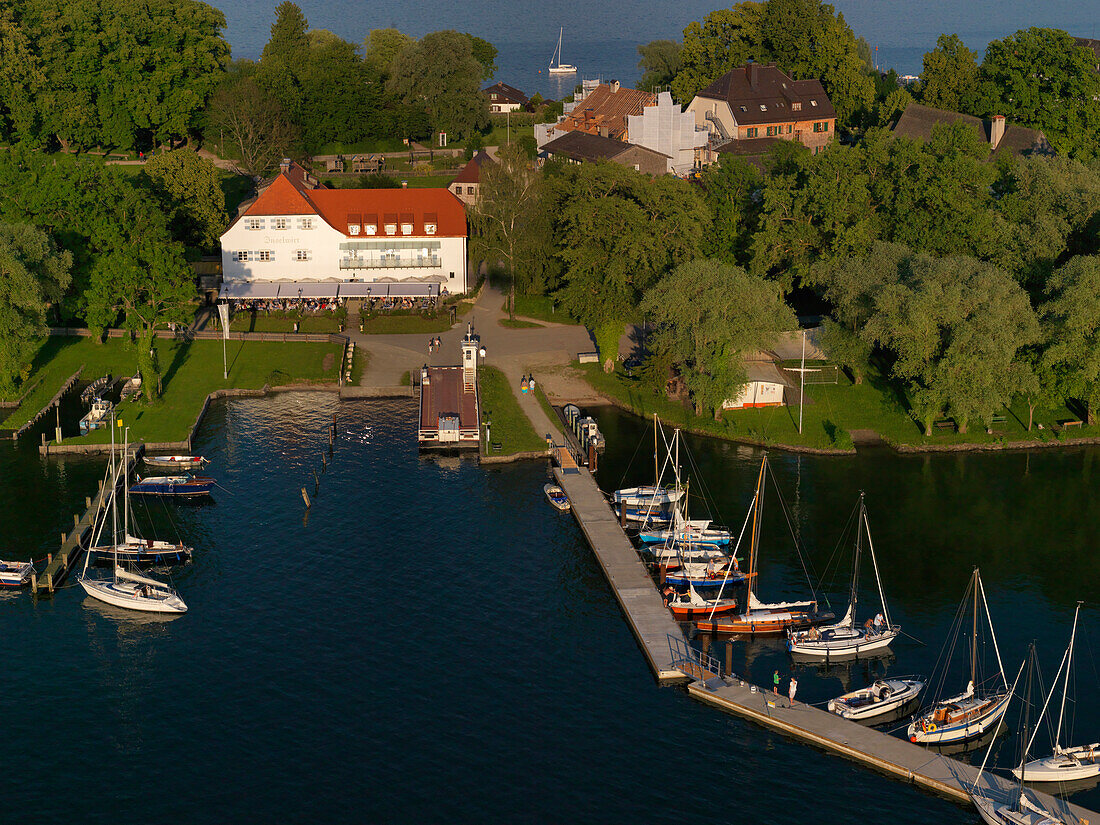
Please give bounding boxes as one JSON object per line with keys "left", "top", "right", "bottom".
{"left": 33, "top": 444, "right": 143, "bottom": 594}
{"left": 13, "top": 366, "right": 82, "bottom": 441}
{"left": 552, "top": 459, "right": 688, "bottom": 684}
{"left": 686, "top": 673, "right": 1099, "bottom": 821}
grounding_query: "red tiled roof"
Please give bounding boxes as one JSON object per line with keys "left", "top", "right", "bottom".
{"left": 559, "top": 83, "right": 656, "bottom": 140}
{"left": 240, "top": 163, "right": 467, "bottom": 237}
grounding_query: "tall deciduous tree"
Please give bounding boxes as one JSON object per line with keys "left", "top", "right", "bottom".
{"left": 0, "top": 223, "right": 71, "bottom": 392}
{"left": 918, "top": 34, "right": 980, "bottom": 113}
{"left": 0, "top": 7, "right": 45, "bottom": 144}
{"left": 387, "top": 31, "right": 489, "bottom": 139}
{"left": 1040, "top": 256, "right": 1100, "bottom": 424}
{"left": 364, "top": 29, "right": 415, "bottom": 79}
{"left": 207, "top": 75, "right": 298, "bottom": 178}
{"left": 142, "top": 150, "right": 228, "bottom": 250}
{"left": 642, "top": 259, "right": 795, "bottom": 417}
{"left": 637, "top": 40, "right": 683, "bottom": 91}
{"left": 672, "top": 3, "right": 765, "bottom": 104}
{"left": 463, "top": 34, "right": 498, "bottom": 81}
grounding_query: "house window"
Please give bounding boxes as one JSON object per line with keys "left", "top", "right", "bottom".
{"left": 766, "top": 126, "right": 776, "bottom": 136}
{"left": 297, "top": 218, "right": 313, "bottom": 230}
{"left": 296, "top": 250, "right": 311, "bottom": 261}
{"left": 384, "top": 224, "right": 397, "bottom": 235}
{"left": 746, "top": 127, "right": 758, "bottom": 138}
{"left": 739, "top": 106, "right": 747, "bottom": 112}
{"left": 810, "top": 99, "right": 818, "bottom": 107}
{"left": 273, "top": 218, "right": 287, "bottom": 230}
{"left": 792, "top": 102, "right": 802, "bottom": 112}
{"left": 823, "top": 121, "right": 830, "bottom": 132}
{"left": 366, "top": 224, "right": 377, "bottom": 235}
{"left": 787, "top": 125, "right": 793, "bottom": 134}
{"left": 759, "top": 104, "right": 767, "bottom": 111}
{"left": 467, "top": 186, "right": 476, "bottom": 195}
{"left": 257, "top": 250, "right": 273, "bottom": 261}
{"left": 449, "top": 272, "right": 455, "bottom": 280}
{"left": 349, "top": 224, "right": 360, "bottom": 235}
{"left": 401, "top": 223, "right": 413, "bottom": 235}
{"left": 425, "top": 223, "right": 437, "bottom": 235}
{"left": 247, "top": 219, "right": 264, "bottom": 230}
{"left": 235, "top": 251, "right": 249, "bottom": 262}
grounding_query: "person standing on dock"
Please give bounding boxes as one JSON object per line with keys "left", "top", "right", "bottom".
{"left": 788, "top": 675, "right": 798, "bottom": 706}
{"left": 773, "top": 670, "right": 780, "bottom": 695}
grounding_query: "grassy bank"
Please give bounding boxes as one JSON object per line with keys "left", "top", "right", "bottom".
{"left": 231, "top": 311, "right": 346, "bottom": 333}
{"left": 508, "top": 294, "right": 577, "bottom": 324}
{"left": 580, "top": 362, "right": 1099, "bottom": 452}
{"left": 359, "top": 302, "right": 471, "bottom": 334}
{"left": 6, "top": 337, "right": 341, "bottom": 443}
{"left": 478, "top": 365, "right": 545, "bottom": 455}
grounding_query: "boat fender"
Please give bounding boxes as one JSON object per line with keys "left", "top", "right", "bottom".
{"left": 927, "top": 723, "right": 937, "bottom": 732}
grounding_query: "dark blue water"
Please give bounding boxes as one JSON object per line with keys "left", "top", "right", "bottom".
{"left": 213, "top": 0, "right": 1100, "bottom": 91}
{"left": 7, "top": 395, "right": 1100, "bottom": 821}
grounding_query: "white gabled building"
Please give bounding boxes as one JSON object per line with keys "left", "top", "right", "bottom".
{"left": 219, "top": 161, "right": 470, "bottom": 299}
{"left": 626, "top": 92, "right": 708, "bottom": 176}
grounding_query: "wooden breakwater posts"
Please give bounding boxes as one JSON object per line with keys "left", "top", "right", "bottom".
{"left": 13, "top": 367, "right": 83, "bottom": 441}
{"left": 552, "top": 458, "right": 688, "bottom": 684}
{"left": 685, "top": 672, "right": 1099, "bottom": 822}
{"left": 33, "top": 444, "right": 144, "bottom": 595}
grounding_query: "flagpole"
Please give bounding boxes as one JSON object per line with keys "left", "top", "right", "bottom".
{"left": 217, "top": 301, "right": 230, "bottom": 380}
{"left": 799, "top": 328, "right": 806, "bottom": 435}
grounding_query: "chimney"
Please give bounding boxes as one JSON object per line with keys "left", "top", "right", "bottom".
{"left": 748, "top": 62, "right": 759, "bottom": 88}
{"left": 279, "top": 157, "right": 291, "bottom": 173}
{"left": 610, "top": 80, "right": 620, "bottom": 94}
{"left": 401, "top": 180, "right": 408, "bottom": 188}
{"left": 990, "top": 115, "right": 1006, "bottom": 150}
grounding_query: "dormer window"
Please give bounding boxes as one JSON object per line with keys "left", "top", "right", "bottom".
{"left": 366, "top": 223, "right": 377, "bottom": 235}
{"left": 810, "top": 99, "right": 818, "bottom": 107}
{"left": 759, "top": 104, "right": 767, "bottom": 111}
{"left": 349, "top": 224, "right": 360, "bottom": 235}
{"left": 400, "top": 213, "right": 414, "bottom": 235}
{"left": 740, "top": 106, "right": 747, "bottom": 112}
{"left": 384, "top": 213, "right": 398, "bottom": 235}
{"left": 792, "top": 102, "right": 802, "bottom": 112}
{"left": 384, "top": 223, "right": 396, "bottom": 235}
{"left": 425, "top": 223, "right": 437, "bottom": 235}
{"left": 424, "top": 212, "right": 437, "bottom": 235}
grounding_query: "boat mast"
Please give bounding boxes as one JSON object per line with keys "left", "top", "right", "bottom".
{"left": 123, "top": 428, "right": 130, "bottom": 540}
{"left": 110, "top": 415, "right": 119, "bottom": 583}
{"left": 1016, "top": 644, "right": 1036, "bottom": 809}
{"left": 654, "top": 414, "right": 659, "bottom": 488}
{"left": 863, "top": 497, "right": 891, "bottom": 628}
{"left": 977, "top": 571, "right": 1009, "bottom": 690}
{"left": 847, "top": 493, "right": 864, "bottom": 625}
{"left": 1054, "top": 601, "right": 1084, "bottom": 754}
{"left": 970, "top": 568, "right": 978, "bottom": 691}
{"left": 747, "top": 455, "right": 766, "bottom": 603}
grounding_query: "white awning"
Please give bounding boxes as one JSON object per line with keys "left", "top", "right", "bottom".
{"left": 337, "top": 282, "right": 440, "bottom": 298}
{"left": 221, "top": 282, "right": 282, "bottom": 299}
{"left": 284, "top": 282, "right": 340, "bottom": 298}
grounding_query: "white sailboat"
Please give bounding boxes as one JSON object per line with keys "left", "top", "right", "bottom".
{"left": 1013, "top": 601, "right": 1099, "bottom": 783}
{"left": 971, "top": 648, "right": 1067, "bottom": 825}
{"left": 787, "top": 493, "right": 900, "bottom": 659}
{"left": 908, "top": 569, "right": 1010, "bottom": 745}
{"left": 828, "top": 677, "right": 925, "bottom": 722}
{"left": 613, "top": 416, "right": 685, "bottom": 526}
{"left": 80, "top": 427, "right": 187, "bottom": 615}
{"left": 548, "top": 27, "right": 577, "bottom": 74}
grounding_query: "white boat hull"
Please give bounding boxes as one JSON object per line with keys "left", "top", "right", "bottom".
{"left": 1013, "top": 747, "right": 1100, "bottom": 782}
{"left": 0, "top": 560, "right": 33, "bottom": 586}
{"left": 788, "top": 626, "right": 899, "bottom": 659}
{"left": 828, "top": 678, "right": 924, "bottom": 722}
{"left": 80, "top": 578, "right": 187, "bottom": 613}
{"left": 972, "top": 794, "right": 1063, "bottom": 825}
{"left": 908, "top": 691, "right": 1011, "bottom": 744}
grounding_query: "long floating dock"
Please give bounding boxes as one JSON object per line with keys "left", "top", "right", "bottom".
{"left": 552, "top": 460, "right": 688, "bottom": 684}
{"left": 34, "top": 444, "right": 144, "bottom": 594}
{"left": 687, "top": 673, "right": 1098, "bottom": 821}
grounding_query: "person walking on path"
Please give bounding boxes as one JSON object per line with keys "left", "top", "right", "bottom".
{"left": 788, "top": 675, "right": 798, "bottom": 706}
{"left": 773, "top": 670, "right": 781, "bottom": 696}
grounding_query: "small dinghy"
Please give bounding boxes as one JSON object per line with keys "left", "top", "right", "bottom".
{"left": 0, "top": 560, "right": 34, "bottom": 586}
{"left": 666, "top": 584, "right": 738, "bottom": 620}
{"left": 129, "top": 474, "right": 215, "bottom": 497}
{"left": 144, "top": 455, "right": 207, "bottom": 471}
{"left": 829, "top": 678, "right": 924, "bottom": 722}
{"left": 544, "top": 484, "right": 570, "bottom": 512}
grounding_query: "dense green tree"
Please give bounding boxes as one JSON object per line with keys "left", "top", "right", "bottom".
{"left": 699, "top": 154, "right": 762, "bottom": 266}
{"left": 637, "top": 40, "right": 683, "bottom": 91}
{"left": 297, "top": 36, "right": 374, "bottom": 149}
{"left": 672, "top": 3, "right": 765, "bottom": 104}
{"left": 642, "top": 258, "right": 795, "bottom": 416}
{"left": 1040, "top": 256, "right": 1100, "bottom": 424}
{"left": 0, "top": 7, "right": 45, "bottom": 143}
{"left": 262, "top": 1, "right": 309, "bottom": 64}
{"left": 387, "top": 31, "right": 489, "bottom": 139}
{"left": 0, "top": 223, "right": 71, "bottom": 392}
{"left": 863, "top": 253, "right": 1038, "bottom": 434}
{"left": 464, "top": 34, "right": 499, "bottom": 81}
{"left": 551, "top": 163, "right": 709, "bottom": 349}
{"left": 13, "top": 0, "right": 229, "bottom": 150}
{"left": 363, "top": 28, "right": 415, "bottom": 79}
{"left": 918, "top": 34, "right": 980, "bottom": 113}
{"left": 977, "top": 28, "right": 1100, "bottom": 159}
{"left": 142, "top": 150, "right": 227, "bottom": 250}
{"left": 207, "top": 74, "right": 298, "bottom": 177}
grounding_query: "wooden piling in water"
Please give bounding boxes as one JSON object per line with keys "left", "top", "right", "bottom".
{"left": 301, "top": 487, "right": 311, "bottom": 508}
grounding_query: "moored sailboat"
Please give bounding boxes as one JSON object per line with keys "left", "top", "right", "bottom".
{"left": 908, "top": 568, "right": 1010, "bottom": 745}
{"left": 828, "top": 677, "right": 925, "bottom": 722}
{"left": 787, "top": 493, "right": 900, "bottom": 659}
{"left": 548, "top": 27, "right": 577, "bottom": 74}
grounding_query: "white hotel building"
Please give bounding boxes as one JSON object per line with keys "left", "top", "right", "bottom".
{"left": 219, "top": 161, "right": 470, "bottom": 300}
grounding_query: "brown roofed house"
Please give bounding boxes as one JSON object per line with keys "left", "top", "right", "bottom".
{"left": 449, "top": 150, "right": 496, "bottom": 206}
{"left": 687, "top": 62, "right": 837, "bottom": 163}
{"left": 556, "top": 80, "right": 656, "bottom": 141}
{"left": 541, "top": 130, "right": 669, "bottom": 176}
{"left": 484, "top": 82, "right": 530, "bottom": 113}
{"left": 892, "top": 102, "right": 1052, "bottom": 160}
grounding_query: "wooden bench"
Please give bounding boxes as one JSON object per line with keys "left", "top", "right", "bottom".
{"left": 1059, "top": 419, "right": 1083, "bottom": 430}
{"left": 491, "top": 441, "right": 503, "bottom": 452}
{"left": 991, "top": 414, "right": 1007, "bottom": 425}
{"left": 933, "top": 420, "right": 955, "bottom": 432}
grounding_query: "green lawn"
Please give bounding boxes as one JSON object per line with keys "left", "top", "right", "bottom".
{"left": 359, "top": 302, "right": 471, "bottom": 334}
{"left": 478, "top": 365, "right": 546, "bottom": 455}
{"left": 4, "top": 337, "right": 340, "bottom": 443}
{"left": 498, "top": 317, "right": 542, "bottom": 329}
{"left": 532, "top": 381, "right": 558, "bottom": 427}
{"left": 580, "top": 361, "right": 1099, "bottom": 452}
{"left": 231, "top": 311, "right": 346, "bottom": 333}
{"left": 509, "top": 294, "right": 577, "bottom": 324}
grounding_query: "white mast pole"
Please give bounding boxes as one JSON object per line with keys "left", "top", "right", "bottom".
{"left": 1054, "top": 601, "right": 1083, "bottom": 752}
{"left": 863, "top": 500, "right": 891, "bottom": 628}
{"left": 798, "top": 328, "right": 806, "bottom": 435}
{"left": 977, "top": 572, "right": 1009, "bottom": 690}
{"left": 974, "top": 657, "right": 1028, "bottom": 791}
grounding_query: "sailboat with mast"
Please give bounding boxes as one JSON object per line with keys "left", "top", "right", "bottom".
{"left": 548, "top": 27, "right": 577, "bottom": 74}
{"left": 1013, "top": 601, "right": 1099, "bottom": 782}
{"left": 787, "top": 493, "right": 900, "bottom": 659}
{"left": 908, "top": 568, "right": 1010, "bottom": 745}
{"left": 971, "top": 647, "right": 1067, "bottom": 825}
{"left": 695, "top": 455, "right": 831, "bottom": 636}
{"left": 612, "top": 416, "right": 684, "bottom": 526}
{"left": 79, "top": 425, "right": 187, "bottom": 614}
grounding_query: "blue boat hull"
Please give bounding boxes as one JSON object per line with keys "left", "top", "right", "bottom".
{"left": 130, "top": 479, "right": 215, "bottom": 497}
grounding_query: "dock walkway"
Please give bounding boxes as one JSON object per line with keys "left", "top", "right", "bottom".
{"left": 553, "top": 462, "right": 687, "bottom": 683}
{"left": 688, "top": 673, "right": 1098, "bottom": 821}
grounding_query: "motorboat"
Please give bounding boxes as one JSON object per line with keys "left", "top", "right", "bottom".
{"left": 908, "top": 569, "right": 1010, "bottom": 745}
{"left": 129, "top": 474, "right": 215, "bottom": 497}
{"left": 666, "top": 585, "right": 738, "bottom": 621}
{"left": 0, "top": 560, "right": 34, "bottom": 586}
{"left": 144, "top": 455, "right": 207, "bottom": 471}
{"left": 828, "top": 677, "right": 924, "bottom": 722}
{"left": 544, "top": 484, "right": 570, "bottom": 512}
{"left": 788, "top": 494, "right": 900, "bottom": 660}
{"left": 79, "top": 397, "right": 113, "bottom": 435}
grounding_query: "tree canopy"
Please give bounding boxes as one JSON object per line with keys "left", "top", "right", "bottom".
{"left": 142, "top": 149, "right": 228, "bottom": 250}
{"left": 637, "top": 40, "right": 683, "bottom": 91}
{"left": 387, "top": 31, "right": 489, "bottom": 139}
{"left": 918, "top": 34, "right": 980, "bottom": 113}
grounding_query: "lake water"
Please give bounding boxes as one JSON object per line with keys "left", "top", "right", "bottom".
{"left": 6, "top": 393, "right": 1100, "bottom": 821}
{"left": 214, "top": 0, "right": 1100, "bottom": 97}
